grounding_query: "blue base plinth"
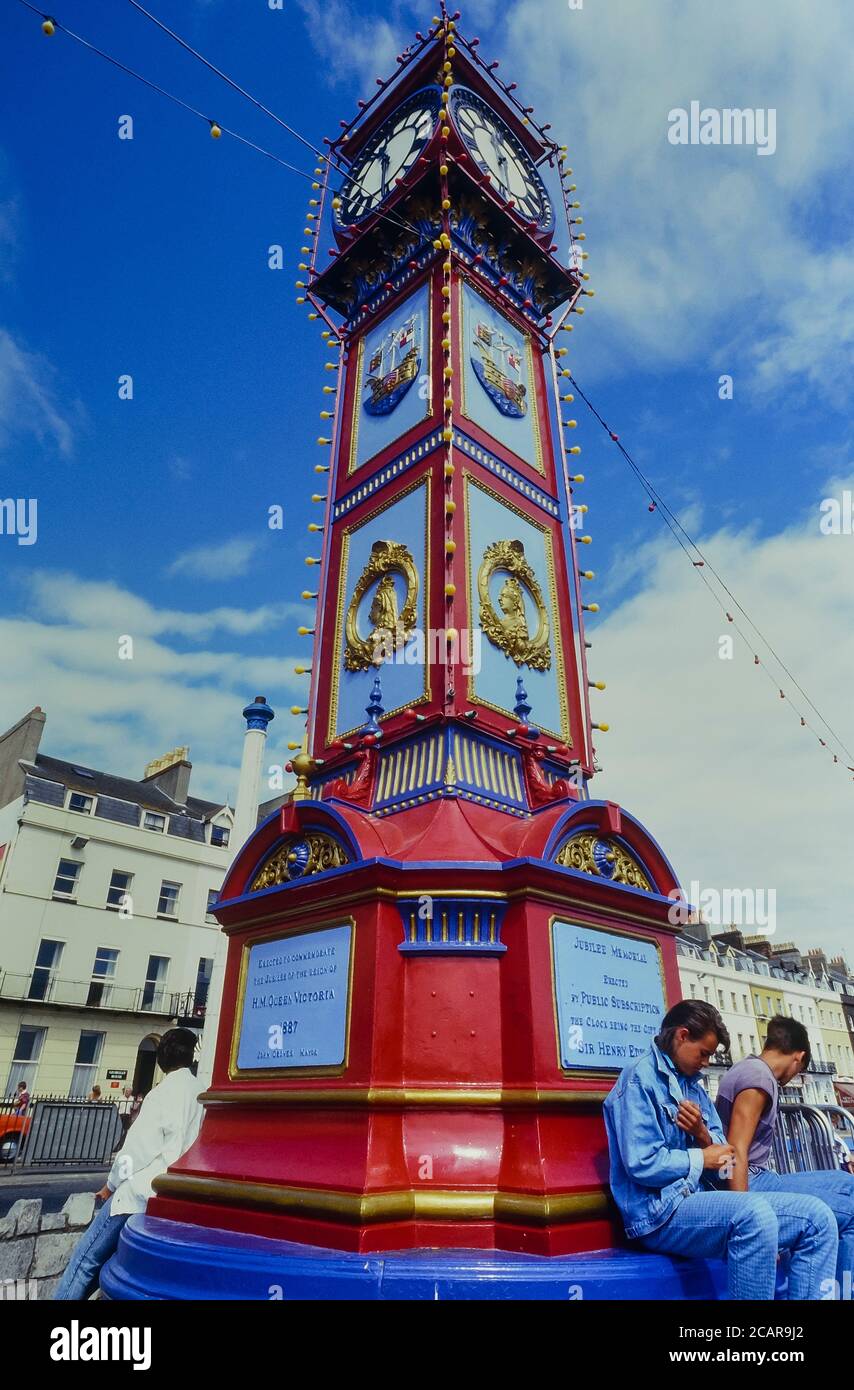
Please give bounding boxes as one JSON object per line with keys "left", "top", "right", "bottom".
{"left": 103, "top": 1215, "right": 741, "bottom": 1301}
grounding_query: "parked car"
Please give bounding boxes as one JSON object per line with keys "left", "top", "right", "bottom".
{"left": 0, "top": 1112, "right": 31, "bottom": 1163}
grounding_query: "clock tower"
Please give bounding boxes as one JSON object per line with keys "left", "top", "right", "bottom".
{"left": 110, "top": 12, "right": 696, "bottom": 1300}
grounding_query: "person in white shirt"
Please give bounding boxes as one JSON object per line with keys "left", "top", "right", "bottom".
{"left": 54, "top": 1029, "right": 203, "bottom": 1300}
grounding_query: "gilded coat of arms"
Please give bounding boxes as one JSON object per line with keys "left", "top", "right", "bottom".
{"left": 478, "top": 539, "right": 551, "bottom": 671}
{"left": 344, "top": 540, "right": 419, "bottom": 671}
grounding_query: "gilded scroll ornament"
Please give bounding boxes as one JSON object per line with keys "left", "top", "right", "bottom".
{"left": 250, "top": 832, "right": 350, "bottom": 890}
{"left": 344, "top": 539, "right": 419, "bottom": 672}
{"left": 555, "top": 832, "right": 652, "bottom": 892}
{"left": 477, "top": 538, "right": 551, "bottom": 670}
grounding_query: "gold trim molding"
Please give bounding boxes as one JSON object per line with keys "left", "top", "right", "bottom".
{"left": 199, "top": 1085, "right": 609, "bottom": 1107}
{"left": 152, "top": 1173, "right": 610, "bottom": 1227}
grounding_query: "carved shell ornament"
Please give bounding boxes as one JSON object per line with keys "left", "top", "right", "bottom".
{"left": 477, "top": 538, "right": 551, "bottom": 671}
{"left": 555, "top": 832, "right": 652, "bottom": 892}
{"left": 344, "top": 540, "right": 419, "bottom": 673}
{"left": 250, "top": 832, "right": 350, "bottom": 891}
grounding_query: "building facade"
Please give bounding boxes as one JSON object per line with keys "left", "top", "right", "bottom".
{"left": 0, "top": 708, "right": 236, "bottom": 1099}
{"left": 676, "top": 930, "right": 853, "bottom": 1104}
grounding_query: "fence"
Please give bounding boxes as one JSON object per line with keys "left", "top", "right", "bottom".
{"left": 771, "top": 1102, "right": 841, "bottom": 1174}
{"left": 0, "top": 1095, "right": 123, "bottom": 1172}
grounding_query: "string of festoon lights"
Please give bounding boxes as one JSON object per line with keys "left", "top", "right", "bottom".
{"left": 439, "top": 11, "right": 458, "bottom": 701}
{"left": 564, "top": 370, "right": 854, "bottom": 778}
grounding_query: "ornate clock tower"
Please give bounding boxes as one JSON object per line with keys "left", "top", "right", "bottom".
{"left": 108, "top": 12, "right": 697, "bottom": 1300}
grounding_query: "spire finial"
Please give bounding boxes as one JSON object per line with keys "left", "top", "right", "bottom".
{"left": 364, "top": 672, "right": 385, "bottom": 736}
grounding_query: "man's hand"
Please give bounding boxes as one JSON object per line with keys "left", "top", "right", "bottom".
{"left": 702, "top": 1143, "right": 736, "bottom": 1173}
{"left": 95, "top": 1184, "right": 111, "bottom": 1201}
{"left": 676, "top": 1100, "right": 712, "bottom": 1146}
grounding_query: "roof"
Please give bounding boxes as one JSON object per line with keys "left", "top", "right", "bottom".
{"left": 21, "top": 753, "right": 223, "bottom": 817}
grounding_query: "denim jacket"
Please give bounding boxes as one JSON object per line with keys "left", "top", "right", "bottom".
{"left": 602, "top": 1041, "right": 726, "bottom": 1239}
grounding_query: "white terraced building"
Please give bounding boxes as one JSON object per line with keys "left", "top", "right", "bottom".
{"left": 676, "top": 932, "right": 853, "bottom": 1104}
{"left": 0, "top": 707, "right": 240, "bottom": 1100}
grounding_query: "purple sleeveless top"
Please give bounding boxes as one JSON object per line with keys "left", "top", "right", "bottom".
{"left": 715, "top": 1056, "right": 778, "bottom": 1170}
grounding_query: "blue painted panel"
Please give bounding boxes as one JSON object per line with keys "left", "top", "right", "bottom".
{"left": 351, "top": 284, "right": 431, "bottom": 473}
{"left": 461, "top": 281, "right": 541, "bottom": 469}
{"left": 333, "top": 480, "right": 429, "bottom": 738}
{"left": 552, "top": 921, "right": 665, "bottom": 1070}
{"left": 466, "top": 478, "right": 567, "bottom": 739}
{"left": 236, "top": 923, "right": 352, "bottom": 1071}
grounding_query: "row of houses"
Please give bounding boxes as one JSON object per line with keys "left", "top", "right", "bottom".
{"left": 676, "top": 927, "right": 854, "bottom": 1104}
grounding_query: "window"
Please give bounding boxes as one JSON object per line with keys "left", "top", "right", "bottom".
{"left": 737, "top": 1034, "right": 744, "bottom": 1056}
{"left": 69, "top": 1031, "right": 105, "bottom": 1098}
{"left": 106, "top": 870, "right": 133, "bottom": 910}
{"left": 194, "top": 957, "right": 213, "bottom": 1015}
{"left": 6, "top": 1024, "right": 46, "bottom": 1097}
{"left": 205, "top": 888, "right": 219, "bottom": 922}
{"left": 141, "top": 955, "right": 170, "bottom": 1011}
{"left": 742, "top": 995, "right": 748, "bottom": 1012}
{"left": 87, "top": 948, "right": 119, "bottom": 1008}
{"left": 731, "top": 993, "right": 737, "bottom": 1012}
{"left": 68, "top": 792, "right": 93, "bottom": 814}
{"left": 211, "top": 824, "right": 230, "bottom": 848}
{"left": 157, "top": 881, "right": 181, "bottom": 917}
{"left": 143, "top": 812, "right": 166, "bottom": 832}
{"left": 28, "top": 939, "right": 64, "bottom": 1002}
{"left": 703, "top": 986, "right": 710, "bottom": 1002}
{"left": 53, "top": 858, "right": 81, "bottom": 899}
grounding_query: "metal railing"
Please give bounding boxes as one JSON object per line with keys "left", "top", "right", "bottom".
{"left": 0, "top": 1095, "right": 123, "bottom": 1172}
{"left": 770, "top": 1102, "right": 841, "bottom": 1174}
{"left": 0, "top": 971, "right": 206, "bottom": 1020}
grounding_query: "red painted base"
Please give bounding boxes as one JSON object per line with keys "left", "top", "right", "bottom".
{"left": 149, "top": 793, "right": 683, "bottom": 1255}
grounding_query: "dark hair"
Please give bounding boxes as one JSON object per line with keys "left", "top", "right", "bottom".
{"left": 156, "top": 1028, "right": 198, "bottom": 1073}
{"left": 764, "top": 1015, "right": 811, "bottom": 1068}
{"left": 655, "top": 1000, "right": 731, "bottom": 1057}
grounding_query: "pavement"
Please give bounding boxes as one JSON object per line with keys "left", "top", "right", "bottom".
{"left": 0, "top": 1169, "right": 109, "bottom": 1215}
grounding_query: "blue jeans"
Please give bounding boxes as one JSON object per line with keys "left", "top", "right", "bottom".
{"left": 640, "top": 1189, "right": 837, "bottom": 1300}
{"left": 750, "top": 1167, "right": 854, "bottom": 1295}
{"left": 54, "top": 1196, "right": 129, "bottom": 1301}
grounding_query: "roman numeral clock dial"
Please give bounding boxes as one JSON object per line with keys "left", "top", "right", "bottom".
{"left": 449, "top": 88, "right": 553, "bottom": 230}
{"left": 334, "top": 90, "right": 442, "bottom": 226}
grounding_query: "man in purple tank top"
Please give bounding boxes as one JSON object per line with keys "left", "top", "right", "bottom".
{"left": 716, "top": 1014, "right": 854, "bottom": 1299}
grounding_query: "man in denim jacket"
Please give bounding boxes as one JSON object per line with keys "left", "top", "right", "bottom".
{"left": 603, "top": 1000, "right": 837, "bottom": 1299}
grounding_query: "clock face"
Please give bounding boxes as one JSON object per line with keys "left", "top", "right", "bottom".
{"left": 449, "top": 88, "right": 553, "bottom": 230}
{"left": 334, "top": 90, "right": 441, "bottom": 227}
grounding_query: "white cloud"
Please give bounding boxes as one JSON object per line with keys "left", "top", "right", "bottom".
{"left": 22, "top": 571, "right": 306, "bottom": 640}
{"left": 0, "top": 572, "right": 310, "bottom": 801}
{"left": 296, "top": 0, "right": 401, "bottom": 89}
{"left": 591, "top": 472, "right": 854, "bottom": 958}
{"left": 0, "top": 328, "right": 77, "bottom": 458}
{"left": 167, "top": 536, "right": 263, "bottom": 580}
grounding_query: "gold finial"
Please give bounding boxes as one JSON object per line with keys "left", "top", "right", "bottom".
{"left": 290, "top": 734, "right": 316, "bottom": 802}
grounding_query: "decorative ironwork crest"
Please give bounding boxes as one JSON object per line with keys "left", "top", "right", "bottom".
{"left": 250, "top": 832, "right": 350, "bottom": 890}
{"left": 555, "top": 831, "right": 652, "bottom": 892}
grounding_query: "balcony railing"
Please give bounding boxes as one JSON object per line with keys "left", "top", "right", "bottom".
{"left": 805, "top": 1058, "right": 837, "bottom": 1075}
{"left": 0, "top": 971, "right": 206, "bottom": 1020}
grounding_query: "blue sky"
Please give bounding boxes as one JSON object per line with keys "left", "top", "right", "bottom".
{"left": 2, "top": 1, "right": 853, "bottom": 951}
